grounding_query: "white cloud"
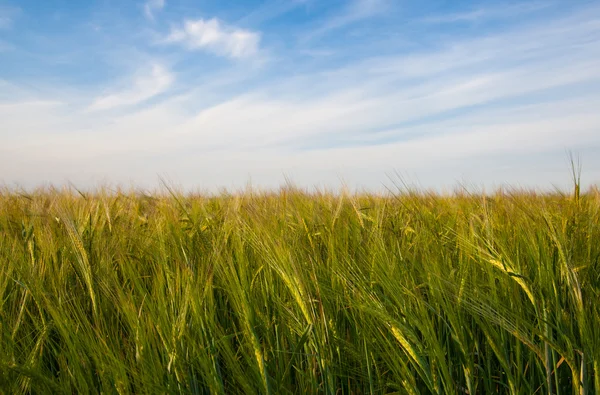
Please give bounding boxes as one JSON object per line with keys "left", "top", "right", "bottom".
{"left": 172, "top": 58, "right": 600, "bottom": 151}
{"left": 165, "top": 18, "right": 261, "bottom": 58}
{"left": 144, "top": 0, "right": 165, "bottom": 21}
{"left": 88, "top": 64, "right": 173, "bottom": 111}
{"left": 3, "top": 91, "right": 600, "bottom": 191}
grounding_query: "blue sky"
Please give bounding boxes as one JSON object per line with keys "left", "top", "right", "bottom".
{"left": 1, "top": 0, "right": 600, "bottom": 191}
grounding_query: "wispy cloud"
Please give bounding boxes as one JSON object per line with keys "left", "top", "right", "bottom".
{"left": 421, "top": 2, "right": 551, "bottom": 24}
{"left": 88, "top": 64, "right": 173, "bottom": 111}
{"left": 164, "top": 18, "right": 261, "bottom": 58}
{"left": 0, "top": 6, "right": 20, "bottom": 29}
{"left": 0, "top": 16, "right": 10, "bottom": 29}
{"left": 239, "top": 0, "right": 311, "bottom": 25}
{"left": 144, "top": 0, "right": 165, "bottom": 21}
{"left": 0, "top": 39, "right": 13, "bottom": 51}
{"left": 305, "top": 0, "right": 389, "bottom": 40}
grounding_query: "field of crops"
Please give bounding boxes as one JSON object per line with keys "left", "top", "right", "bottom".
{"left": 0, "top": 182, "right": 598, "bottom": 394}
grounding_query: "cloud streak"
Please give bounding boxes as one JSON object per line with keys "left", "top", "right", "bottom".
{"left": 0, "top": 16, "right": 11, "bottom": 29}
{"left": 421, "top": 2, "right": 551, "bottom": 24}
{"left": 164, "top": 18, "right": 261, "bottom": 58}
{"left": 304, "top": 0, "right": 389, "bottom": 40}
{"left": 144, "top": 0, "right": 165, "bottom": 21}
{"left": 88, "top": 64, "right": 173, "bottom": 111}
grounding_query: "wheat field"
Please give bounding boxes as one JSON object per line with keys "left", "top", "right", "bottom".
{"left": 0, "top": 180, "right": 598, "bottom": 394}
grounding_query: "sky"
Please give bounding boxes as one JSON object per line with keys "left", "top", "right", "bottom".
{"left": 1, "top": 0, "right": 600, "bottom": 192}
